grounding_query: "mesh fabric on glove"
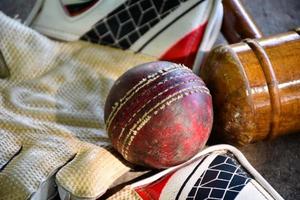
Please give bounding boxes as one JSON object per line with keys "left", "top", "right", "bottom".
{"left": 0, "top": 12, "right": 155, "bottom": 200}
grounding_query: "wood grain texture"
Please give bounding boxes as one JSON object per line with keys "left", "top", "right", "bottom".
{"left": 200, "top": 31, "right": 300, "bottom": 145}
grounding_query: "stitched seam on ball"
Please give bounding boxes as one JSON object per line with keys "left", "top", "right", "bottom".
{"left": 116, "top": 79, "right": 208, "bottom": 150}
{"left": 106, "top": 64, "right": 188, "bottom": 130}
{"left": 106, "top": 64, "right": 192, "bottom": 131}
{"left": 109, "top": 70, "right": 193, "bottom": 135}
{"left": 123, "top": 87, "right": 210, "bottom": 158}
{"left": 105, "top": 64, "right": 180, "bottom": 126}
{"left": 121, "top": 86, "right": 210, "bottom": 159}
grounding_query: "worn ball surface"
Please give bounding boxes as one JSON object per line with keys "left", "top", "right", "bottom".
{"left": 104, "top": 61, "right": 213, "bottom": 169}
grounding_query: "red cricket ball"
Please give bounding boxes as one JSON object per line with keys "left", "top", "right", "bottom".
{"left": 104, "top": 61, "right": 213, "bottom": 169}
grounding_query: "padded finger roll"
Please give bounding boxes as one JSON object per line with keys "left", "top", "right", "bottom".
{"left": 0, "top": 131, "right": 21, "bottom": 170}
{"left": 0, "top": 143, "right": 75, "bottom": 200}
{"left": 56, "top": 146, "right": 130, "bottom": 199}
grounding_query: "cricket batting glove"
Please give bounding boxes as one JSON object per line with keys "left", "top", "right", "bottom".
{"left": 0, "top": 12, "right": 155, "bottom": 200}
{"left": 29, "top": 0, "right": 223, "bottom": 71}
{"left": 108, "top": 145, "right": 283, "bottom": 200}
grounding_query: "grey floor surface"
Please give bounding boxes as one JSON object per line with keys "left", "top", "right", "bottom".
{"left": 0, "top": 0, "right": 300, "bottom": 199}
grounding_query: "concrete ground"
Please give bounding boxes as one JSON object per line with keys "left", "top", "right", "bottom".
{"left": 0, "top": 0, "right": 299, "bottom": 199}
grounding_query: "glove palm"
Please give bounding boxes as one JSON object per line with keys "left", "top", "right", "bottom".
{"left": 0, "top": 13, "right": 155, "bottom": 200}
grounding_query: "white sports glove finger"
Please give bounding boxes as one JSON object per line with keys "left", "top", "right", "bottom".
{"left": 0, "top": 12, "right": 155, "bottom": 200}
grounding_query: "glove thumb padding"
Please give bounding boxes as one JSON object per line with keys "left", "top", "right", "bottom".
{"left": 56, "top": 146, "right": 130, "bottom": 199}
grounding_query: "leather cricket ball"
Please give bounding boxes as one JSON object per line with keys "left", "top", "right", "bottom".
{"left": 104, "top": 61, "right": 213, "bottom": 169}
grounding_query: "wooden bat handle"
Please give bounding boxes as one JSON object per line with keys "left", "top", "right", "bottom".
{"left": 200, "top": 31, "right": 300, "bottom": 144}
{"left": 221, "top": 0, "right": 264, "bottom": 43}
